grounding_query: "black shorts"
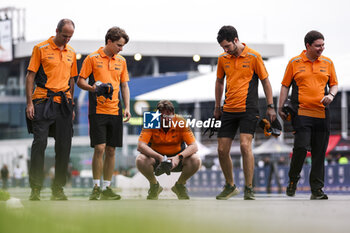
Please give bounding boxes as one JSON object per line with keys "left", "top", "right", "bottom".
{"left": 218, "top": 111, "right": 259, "bottom": 139}
{"left": 89, "top": 114, "right": 123, "bottom": 148}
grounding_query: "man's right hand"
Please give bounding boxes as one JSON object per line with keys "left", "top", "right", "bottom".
{"left": 280, "top": 99, "right": 296, "bottom": 121}
{"left": 92, "top": 83, "right": 97, "bottom": 92}
{"left": 214, "top": 107, "right": 222, "bottom": 120}
{"left": 26, "top": 103, "right": 35, "bottom": 120}
{"left": 154, "top": 156, "right": 173, "bottom": 176}
{"left": 278, "top": 108, "right": 287, "bottom": 120}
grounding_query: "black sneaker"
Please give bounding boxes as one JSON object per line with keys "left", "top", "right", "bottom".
{"left": 244, "top": 186, "right": 255, "bottom": 200}
{"left": 216, "top": 184, "right": 239, "bottom": 200}
{"left": 147, "top": 182, "right": 163, "bottom": 200}
{"left": 29, "top": 188, "right": 41, "bottom": 201}
{"left": 100, "top": 187, "right": 121, "bottom": 200}
{"left": 51, "top": 187, "right": 68, "bottom": 201}
{"left": 89, "top": 186, "right": 102, "bottom": 200}
{"left": 286, "top": 180, "right": 297, "bottom": 197}
{"left": 310, "top": 189, "right": 328, "bottom": 200}
{"left": 171, "top": 182, "right": 190, "bottom": 200}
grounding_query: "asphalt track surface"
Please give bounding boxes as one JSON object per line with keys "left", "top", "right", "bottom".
{"left": 1, "top": 188, "right": 350, "bottom": 233}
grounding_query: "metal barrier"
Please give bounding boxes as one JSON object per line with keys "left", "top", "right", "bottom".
{"left": 2, "top": 165, "right": 350, "bottom": 195}
{"left": 186, "top": 164, "right": 350, "bottom": 196}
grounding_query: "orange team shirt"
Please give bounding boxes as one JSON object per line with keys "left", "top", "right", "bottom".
{"left": 138, "top": 115, "right": 196, "bottom": 156}
{"left": 217, "top": 44, "right": 268, "bottom": 113}
{"left": 27, "top": 36, "right": 78, "bottom": 103}
{"left": 79, "top": 47, "right": 129, "bottom": 115}
{"left": 281, "top": 50, "right": 338, "bottom": 119}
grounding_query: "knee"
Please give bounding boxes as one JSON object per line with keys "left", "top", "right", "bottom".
{"left": 240, "top": 141, "right": 252, "bottom": 155}
{"left": 192, "top": 155, "right": 202, "bottom": 167}
{"left": 193, "top": 156, "right": 202, "bottom": 170}
{"left": 33, "top": 136, "right": 48, "bottom": 148}
{"left": 185, "top": 154, "right": 201, "bottom": 166}
{"left": 136, "top": 154, "right": 152, "bottom": 169}
{"left": 94, "top": 144, "right": 106, "bottom": 156}
{"left": 135, "top": 155, "right": 144, "bottom": 168}
{"left": 217, "top": 145, "right": 230, "bottom": 158}
{"left": 105, "top": 147, "right": 116, "bottom": 157}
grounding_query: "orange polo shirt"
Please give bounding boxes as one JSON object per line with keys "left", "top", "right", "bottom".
{"left": 217, "top": 44, "right": 268, "bottom": 112}
{"left": 27, "top": 36, "right": 77, "bottom": 103}
{"left": 79, "top": 47, "right": 129, "bottom": 116}
{"left": 281, "top": 50, "right": 338, "bottom": 118}
{"left": 138, "top": 115, "right": 196, "bottom": 155}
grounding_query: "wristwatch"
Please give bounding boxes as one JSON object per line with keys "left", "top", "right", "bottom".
{"left": 267, "top": 104, "right": 275, "bottom": 109}
{"left": 178, "top": 154, "right": 184, "bottom": 160}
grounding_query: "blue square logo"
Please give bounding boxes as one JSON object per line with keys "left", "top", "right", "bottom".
{"left": 143, "top": 110, "right": 161, "bottom": 129}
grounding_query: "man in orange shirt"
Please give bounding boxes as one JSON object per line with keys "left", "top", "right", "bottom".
{"left": 136, "top": 100, "right": 201, "bottom": 200}
{"left": 278, "top": 30, "right": 338, "bottom": 200}
{"left": 215, "top": 25, "right": 276, "bottom": 200}
{"left": 77, "top": 27, "right": 131, "bottom": 200}
{"left": 26, "top": 19, "right": 77, "bottom": 201}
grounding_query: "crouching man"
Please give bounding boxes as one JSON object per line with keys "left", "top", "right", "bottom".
{"left": 136, "top": 100, "right": 201, "bottom": 200}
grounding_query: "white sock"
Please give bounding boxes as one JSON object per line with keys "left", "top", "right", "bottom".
{"left": 102, "top": 180, "right": 111, "bottom": 190}
{"left": 93, "top": 179, "right": 100, "bottom": 187}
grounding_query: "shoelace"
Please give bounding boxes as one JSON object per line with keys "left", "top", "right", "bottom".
{"left": 93, "top": 189, "right": 100, "bottom": 194}
{"left": 218, "top": 185, "right": 230, "bottom": 195}
{"left": 316, "top": 189, "right": 324, "bottom": 195}
{"left": 245, "top": 187, "right": 253, "bottom": 193}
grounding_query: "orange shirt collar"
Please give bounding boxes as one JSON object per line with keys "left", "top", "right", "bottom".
{"left": 98, "top": 47, "right": 117, "bottom": 60}
{"left": 300, "top": 50, "right": 322, "bottom": 62}
{"left": 48, "top": 36, "right": 67, "bottom": 51}
{"left": 240, "top": 43, "right": 248, "bottom": 57}
{"left": 227, "top": 42, "right": 248, "bottom": 58}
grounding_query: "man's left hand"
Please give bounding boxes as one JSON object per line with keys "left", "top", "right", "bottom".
{"left": 170, "top": 156, "right": 180, "bottom": 170}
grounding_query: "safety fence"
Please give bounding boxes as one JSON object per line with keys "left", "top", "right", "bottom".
{"left": 187, "top": 164, "right": 350, "bottom": 196}
{"left": 2, "top": 164, "right": 350, "bottom": 195}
